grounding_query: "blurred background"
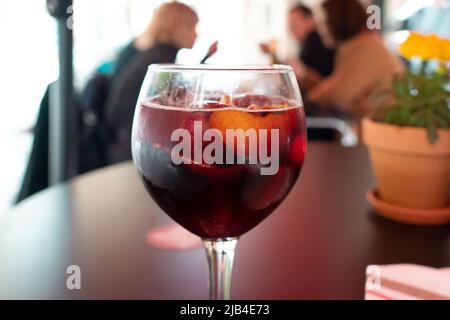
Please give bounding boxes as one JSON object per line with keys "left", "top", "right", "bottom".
{"left": 0, "top": 0, "right": 449, "bottom": 218}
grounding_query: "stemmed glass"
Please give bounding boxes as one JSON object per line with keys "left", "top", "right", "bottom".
{"left": 131, "top": 65, "right": 306, "bottom": 299}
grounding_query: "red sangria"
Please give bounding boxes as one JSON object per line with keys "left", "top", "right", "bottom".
{"left": 132, "top": 96, "right": 305, "bottom": 239}
{"left": 131, "top": 65, "right": 306, "bottom": 299}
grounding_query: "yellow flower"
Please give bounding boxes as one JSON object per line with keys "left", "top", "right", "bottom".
{"left": 399, "top": 32, "right": 450, "bottom": 61}
{"left": 424, "top": 34, "right": 442, "bottom": 60}
{"left": 399, "top": 32, "right": 423, "bottom": 59}
{"left": 442, "top": 39, "right": 450, "bottom": 61}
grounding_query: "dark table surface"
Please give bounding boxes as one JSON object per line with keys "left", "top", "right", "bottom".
{"left": 1, "top": 143, "right": 449, "bottom": 299}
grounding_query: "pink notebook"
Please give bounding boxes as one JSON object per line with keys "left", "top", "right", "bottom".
{"left": 365, "top": 264, "right": 450, "bottom": 300}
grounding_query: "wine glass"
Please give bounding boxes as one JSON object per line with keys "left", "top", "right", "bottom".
{"left": 131, "top": 65, "right": 306, "bottom": 299}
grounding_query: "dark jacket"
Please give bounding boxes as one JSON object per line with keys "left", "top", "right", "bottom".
{"left": 110, "top": 41, "right": 140, "bottom": 87}
{"left": 105, "top": 43, "right": 179, "bottom": 164}
{"left": 300, "top": 30, "right": 335, "bottom": 77}
{"left": 78, "top": 41, "right": 141, "bottom": 172}
{"left": 16, "top": 84, "right": 51, "bottom": 203}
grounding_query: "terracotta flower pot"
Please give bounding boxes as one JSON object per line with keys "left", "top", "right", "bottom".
{"left": 363, "top": 118, "right": 450, "bottom": 209}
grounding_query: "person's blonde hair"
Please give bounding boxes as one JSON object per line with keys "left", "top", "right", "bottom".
{"left": 144, "top": 1, "right": 198, "bottom": 47}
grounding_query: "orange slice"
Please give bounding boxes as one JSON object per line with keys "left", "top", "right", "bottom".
{"left": 209, "top": 108, "right": 290, "bottom": 158}
{"left": 210, "top": 109, "right": 285, "bottom": 132}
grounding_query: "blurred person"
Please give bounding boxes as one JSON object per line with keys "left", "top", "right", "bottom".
{"left": 81, "top": 2, "right": 218, "bottom": 170}
{"left": 261, "top": 4, "right": 335, "bottom": 92}
{"left": 111, "top": 4, "right": 217, "bottom": 87}
{"left": 105, "top": 1, "right": 199, "bottom": 164}
{"left": 308, "top": 0, "right": 404, "bottom": 118}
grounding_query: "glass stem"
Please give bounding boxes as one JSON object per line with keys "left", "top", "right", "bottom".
{"left": 203, "top": 238, "right": 239, "bottom": 300}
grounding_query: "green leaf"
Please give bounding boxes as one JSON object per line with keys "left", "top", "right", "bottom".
{"left": 385, "top": 106, "right": 412, "bottom": 126}
{"left": 431, "top": 113, "right": 449, "bottom": 128}
{"left": 393, "top": 78, "right": 408, "bottom": 98}
{"left": 372, "top": 68, "right": 450, "bottom": 143}
{"left": 408, "top": 109, "right": 427, "bottom": 127}
{"left": 435, "top": 103, "right": 450, "bottom": 123}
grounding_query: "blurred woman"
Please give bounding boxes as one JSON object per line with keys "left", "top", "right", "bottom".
{"left": 308, "top": 0, "right": 404, "bottom": 118}
{"left": 110, "top": 2, "right": 199, "bottom": 86}
{"left": 105, "top": 2, "right": 199, "bottom": 164}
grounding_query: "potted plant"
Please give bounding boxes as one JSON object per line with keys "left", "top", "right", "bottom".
{"left": 363, "top": 32, "right": 450, "bottom": 224}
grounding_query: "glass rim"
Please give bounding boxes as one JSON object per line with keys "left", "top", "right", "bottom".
{"left": 148, "top": 64, "right": 294, "bottom": 73}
